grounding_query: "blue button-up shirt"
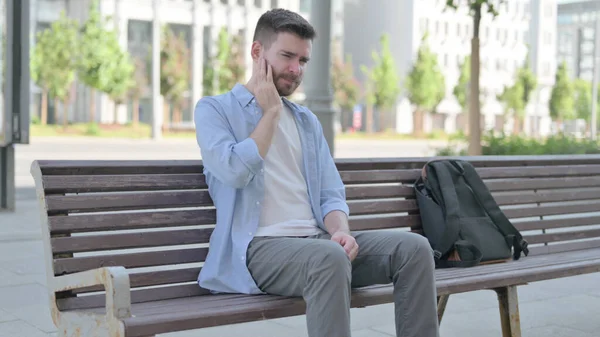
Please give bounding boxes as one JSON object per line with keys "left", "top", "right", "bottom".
{"left": 193, "top": 83, "right": 350, "bottom": 295}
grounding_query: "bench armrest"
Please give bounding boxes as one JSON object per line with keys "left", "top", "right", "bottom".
{"left": 52, "top": 266, "right": 131, "bottom": 319}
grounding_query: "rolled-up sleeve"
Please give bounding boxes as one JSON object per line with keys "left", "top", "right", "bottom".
{"left": 313, "top": 115, "right": 350, "bottom": 219}
{"left": 194, "top": 97, "right": 264, "bottom": 189}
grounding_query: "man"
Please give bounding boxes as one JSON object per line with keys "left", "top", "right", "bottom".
{"left": 194, "top": 8, "right": 439, "bottom": 337}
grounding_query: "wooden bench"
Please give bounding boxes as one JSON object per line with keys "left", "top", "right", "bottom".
{"left": 31, "top": 155, "right": 600, "bottom": 337}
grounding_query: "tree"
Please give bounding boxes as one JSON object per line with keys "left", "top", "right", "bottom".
{"left": 361, "top": 33, "right": 401, "bottom": 133}
{"left": 446, "top": 0, "right": 505, "bottom": 155}
{"left": 103, "top": 39, "right": 135, "bottom": 124}
{"left": 574, "top": 79, "right": 592, "bottom": 133}
{"left": 129, "top": 57, "right": 148, "bottom": 127}
{"left": 31, "top": 12, "right": 78, "bottom": 128}
{"left": 204, "top": 28, "right": 246, "bottom": 96}
{"left": 30, "top": 25, "right": 56, "bottom": 125}
{"left": 223, "top": 33, "right": 246, "bottom": 91}
{"left": 160, "top": 26, "right": 191, "bottom": 129}
{"left": 497, "top": 57, "right": 537, "bottom": 135}
{"left": 78, "top": 0, "right": 117, "bottom": 123}
{"left": 453, "top": 55, "right": 471, "bottom": 114}
{"left": 549, "top": 62, "right": 576, "bottom": 129}
{"left": 405, "top": 33, "right": 446, "bottom": 137}
{"left": 497, "top": 80, "right": 524, "bottom": 135}
{"left": 332, "top": 54, "right": 360, "bottom": 131}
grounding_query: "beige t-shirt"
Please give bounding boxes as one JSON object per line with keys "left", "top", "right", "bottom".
{"left": 255, "top": 104, "right": 324, "bottom": 237}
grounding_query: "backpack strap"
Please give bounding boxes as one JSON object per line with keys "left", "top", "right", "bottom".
{"left": 425, "top": 161, "right": 463, "bottom": 261}
{"left": 458, "top": 161, "right": 530, "bottom": 260}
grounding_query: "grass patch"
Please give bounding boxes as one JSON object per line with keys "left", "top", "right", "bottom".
{"left": 31, "top": 123, "right": 197, "bottom": 139}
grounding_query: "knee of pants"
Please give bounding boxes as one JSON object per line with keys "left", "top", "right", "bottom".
{"left": 309, "top": 240, "right": 352, "bottom": 282}
{"left": 407, "top": 234, "right": 435, "bottom": 264}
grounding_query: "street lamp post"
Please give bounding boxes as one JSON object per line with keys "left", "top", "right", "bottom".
{"left": 304, "top": 0, "right": 336, "bottom": 156}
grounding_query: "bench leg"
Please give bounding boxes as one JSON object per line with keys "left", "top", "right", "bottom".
{"left": 437, "top": 294, "right": 450, "bottom": 324}
{"left": 495, "top": 286, "right": 522, "bottom": 337}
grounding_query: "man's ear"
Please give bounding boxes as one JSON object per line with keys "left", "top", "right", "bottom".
{"left": 250, "top": 41, "right": 262, "bottom": 61}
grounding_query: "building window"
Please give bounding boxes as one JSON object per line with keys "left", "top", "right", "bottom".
{"left": 254, "top": 0, "right": 262, "bottom": 8}
{"left": 238, "top": 0, "right": 245, "bottom": 5}
{"left": 221, "top": 0, "right": 228, "bottom": 4}
{"left": 271, "top": 0, "right": 277, "bottom": 8}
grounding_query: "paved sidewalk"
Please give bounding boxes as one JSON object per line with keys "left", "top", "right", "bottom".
{"left": 1, "top": 138, "right": 599, "bottom": 337}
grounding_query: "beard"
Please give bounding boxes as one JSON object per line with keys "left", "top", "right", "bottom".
{"left": 274, "top": 72, "right": 301, "bottom": 97}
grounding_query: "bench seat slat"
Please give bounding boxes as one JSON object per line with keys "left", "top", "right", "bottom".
{"left": 49, "top": 210, "right": 216, "bottom": 234}
{"left": 345, "top": 185, "right": 412, "bottom": 199}
{"left": 348, "top": 199, "right": 417, "bottom": 215}
{"left": 53, "top": 247, "right": 209, "bottom": 275}
{"left": 476, "top": 165, "right": 600, "bottom": 179}
{"left": 73, "top": 267, "right": 203, "bottom": 294}
{"left": 485, "top": 176, "right": 600, "bottom": 192}
{"left": 524, "top": 228, "right": 600, "bottom": 245}
{"left": 493, "top": 188, "right": 600, "bottom": 206}
{"left": 515, "top": 215, "right": 600, "bottom": 231}
{"left": 51, "top": 228, "right": 214, "bottom": 254}
{"left": 43, "top": 174, "right": 208, "bottom": 193}
{"left": 46, "top": 190, "right": 213, "bottom": 213}
{"left": 503, "top": 201, "right": 600, "bottom": 218}
{"left": 349, "top": 215, "right": 420, "bottom": 231}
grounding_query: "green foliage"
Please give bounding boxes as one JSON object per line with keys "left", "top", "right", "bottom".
{"left": 361, "top": 34, "right": 401, "bottom": 110}
{"left": 482, "top": 132, "right": 600, "bottom": 155}
{"left": 85, "top": 122, "right": 101, "bottom": 136}
{"left": 518, "top": 53, "right": 537, "bottom": 108}
{"left": 77, "top": 0, "right": 116, "bottom": 93}
{"left": 405, "top": 33, "right": 446, "bottom": 112}
{"left": 453, "top": 55, "right": 470, "bottom": 111}
{"left": 332, "top": 54, "right": 360, "bottom": 113}
{"left": 104, "top": 37, "right": 135, "bottom": 104}
{"left": 445, "top": 0, "right": 504, "bottom": 17}
{"left": 497, "top": 80, "right": 524, "bottom": 118}
{"left": 160, "top": 26, "right": 191, "bottom": 105}
{"left": 203, "top": 28, "right": 246, "bottom": 96}
{"left": 549, "top": 62, "right": 575, "bottom": 121}
{"left": 32, "top": 12, "right": 79, "bottom": 102}
{"left": 574, "top": 79, "right": 592, "bottom": 121}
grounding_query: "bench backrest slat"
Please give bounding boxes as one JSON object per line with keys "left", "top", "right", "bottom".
{"left": 31, "top": 155, "right": 600, "bottom": 311}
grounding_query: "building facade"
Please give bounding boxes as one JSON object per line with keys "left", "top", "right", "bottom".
{"left": 343, "top": 0, "right": 557, "bottom": 136}
{"left": 557, "top": 0, "right": 600, "bottom": 81}
{"left": 31, "top": 0, "right": 302, "bottom": 126}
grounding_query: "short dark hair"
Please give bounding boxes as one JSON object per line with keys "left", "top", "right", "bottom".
{"left": 252, "top": 9, "right": 316, "bottom": 48}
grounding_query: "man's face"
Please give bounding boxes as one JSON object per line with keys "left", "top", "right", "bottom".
{"left": 261, "top": 32, "right": 312, "bottom": 97}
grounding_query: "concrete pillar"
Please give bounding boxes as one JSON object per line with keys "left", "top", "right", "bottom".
{"left": 304, "top": 0, "right": 335, "bottom": 155}
{"left": 151, "top": 0, "right": 162, "bottom": 139}
{"left": 191, "top": 0, "right": 203, "bottom": 109}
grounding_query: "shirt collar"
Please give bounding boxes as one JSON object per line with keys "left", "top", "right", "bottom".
{"left": 231, "top": 83, "right": 308, "bottom": 116}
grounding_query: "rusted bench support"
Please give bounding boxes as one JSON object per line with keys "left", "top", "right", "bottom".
{"left": 495, "top": 285, "right": 521, "bottom": 337}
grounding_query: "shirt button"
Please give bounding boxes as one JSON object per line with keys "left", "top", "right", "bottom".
{"left": 241, "top": 256, "right": 245, "bottom": 261}
{"left": 256, "top": 201, "right": 260, "bottom": 205}
{"left": 248, "top": 232, "right": 252, "bottom": 236}
{"left": 260, "top": 169, "right": 264, "bottom": 173}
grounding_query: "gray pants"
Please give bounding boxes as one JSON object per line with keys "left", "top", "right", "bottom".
{"left": 246, "top": 230, "right": 440, "bottom": 337}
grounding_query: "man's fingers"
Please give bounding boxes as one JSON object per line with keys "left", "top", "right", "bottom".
{"left": 266, "top": 64, "right": 273, "bottom": 82}
{"left": 258, "top": 55, "right": 265, "bottom": 80}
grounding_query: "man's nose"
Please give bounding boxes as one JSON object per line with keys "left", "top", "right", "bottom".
{"left": 288, "top": 61, "right": 301, "bottom": 74}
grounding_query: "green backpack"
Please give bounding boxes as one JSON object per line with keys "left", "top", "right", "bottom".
{"left": 414, "top": 159, "right": 529, "bottom": 268}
